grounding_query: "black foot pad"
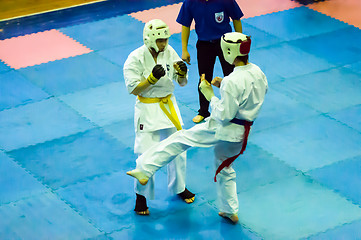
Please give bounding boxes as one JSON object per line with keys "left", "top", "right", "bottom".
{"left": 178, "top": 188, "right": 195, "bottom": 200}
{"left": 134, "top": 194, "right": 148, "bottom": 212}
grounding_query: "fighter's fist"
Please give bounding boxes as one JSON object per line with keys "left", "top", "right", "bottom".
{"left": 174, "top": 61, "right": 187, "bottom": 77}
{"left": 152, "top": 64, "right": 166, "bottom": 79}
{"left": 147, "top": 64, "right": 165, "bottom": 85}
{"left": 211, "top": 77, "right": 223, "bottom": 88}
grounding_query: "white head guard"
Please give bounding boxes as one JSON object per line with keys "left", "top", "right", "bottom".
{"left": 143, "top": 19, "right": 171, "bottom": 52}
{"left": 221, "top": 32, "right": 251, "bottom": 65}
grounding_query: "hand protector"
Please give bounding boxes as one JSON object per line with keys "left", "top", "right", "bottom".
{"left": 173, "top": 61, "right": 187, "bottom": 77}
{"left": 147, "top": 64, "right": 166, "bottom": 85}
{"left": 211, "top": 77, "right": 223, "bottom": 88}
{"left": 199, "top": 74, "right": 215, "bottom": 101}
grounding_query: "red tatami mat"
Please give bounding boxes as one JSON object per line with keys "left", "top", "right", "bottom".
{"left": 308, "top": 0, "right": 361, "bottom": 29}
{"left": 130, "top": 0, "right": 301, "bottom": 34}
{"left": 0, "top": 29, "right": 92, "bottom": 69}
{"left": 129, "top": 3, "right": 192, "bottom": 34}
{"left": 236, "top": 0, "right": 301, "bottom": 19}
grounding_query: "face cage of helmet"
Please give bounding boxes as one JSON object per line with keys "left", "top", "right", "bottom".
{"left": 154, "top": 38, "right": 169, "bottom": 53}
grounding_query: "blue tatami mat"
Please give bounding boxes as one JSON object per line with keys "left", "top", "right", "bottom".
{"left": 329, "top": 104, "right": 361, "bottom": 132}
{"left": 186, "top": 143, "right": 299, "bottom": 204}
{"left": 56, "top": 167, "right": 262, "bottom": 240}
{"left": 251, "top": 115, "right": 361, "bottom": 171}
{"left": 254, "top": 88, "right": 320, "bottom": 132}
{"left": 18, "top": 52, "right": 123, "bottom": 96}
{"left": 308, "top": 219, "right": 361, "bottom": 240}
{"left": 237, "top": 174, "right": 361, "bottom": 240}
{"left": 233, "top": 143, "right": 299, "bottom": 192}
{"left": 308, "top": 155, "right": 361, "bottom": 206}
{"left": 108, "top": 200, "right": 261, "bottom": 240}
{"left": 0, "top": 151, "right": 47, "bottom": 205}
{"left": 8, "top": 128, "right": 136, "bottom": 189}
{"left": 0, "top": 98, "right": 95, "bottom": 151}
{"left": 97, "top": 41, "right": 143, "bottom": 68}
{"left": 0, "top": 60, "right": 10, "bottom": 73}
{"left": 251, "top": 42, "right": 335, "bottom": 84}
{"left": 274, "top": 67, "right": 361, "bottom": 113}
{"left": 1, "top": 1, "right": 361, "bottom": 239}
{"left": 59, "top": 15, "right": 145, "bottom": 51}
{"left": 56, "top": 171, "right": 137, "bottom": 233}
{"left": 290, "top": 26, "right": 361, "bottom": 67}
{"left": 58, "top": 82, "right": 135, "bottom": 127}
{"left": 345, "top": 61, "right": 361, "bottom": 75}
{"left": 244, "top": 6, "right": 348, "bottom": 41}
{"left": 0, "top": 70, "right": 49, "bottom": 111}
{"left": 0, "top": 192, "right": 101, "bottom": 239}
{"left": 101, "top": 119, "right": 136, "bottom": 150}
{"left": 241, "top": 22, "right": 282, "bottom": 49}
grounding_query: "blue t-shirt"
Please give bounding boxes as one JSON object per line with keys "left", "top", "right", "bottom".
{"left": 176, "top": 0, "right": 244, "bottom": 41}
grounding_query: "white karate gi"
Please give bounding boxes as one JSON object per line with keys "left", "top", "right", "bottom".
{"left": 124, "top": 44, "right": 187, "bottom": 199}
{"left": 136, "top": 63, "right": 268, "bottom": 213}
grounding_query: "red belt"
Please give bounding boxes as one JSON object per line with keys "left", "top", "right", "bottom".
{"left": 214, "top": 119, "right": 253, "bottom": 182}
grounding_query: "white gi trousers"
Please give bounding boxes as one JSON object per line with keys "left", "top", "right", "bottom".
{"left": 134, "top": 127, "right": 186, "bottom": 200}
{"left": 137, "top": 119, "right": 242, "bottom": 214}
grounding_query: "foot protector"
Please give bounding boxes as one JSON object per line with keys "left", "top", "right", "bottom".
{"left": 178, "top": 188, "right": 195, "bottom": 204}
{"left": 126, "top": 169, "right": 149, "bottom": 185}
{"left": 134, "top": 194, "right": 149, "bottom": 215}
{"left": 218, "top": 212, "right": 239, "bottom": 224}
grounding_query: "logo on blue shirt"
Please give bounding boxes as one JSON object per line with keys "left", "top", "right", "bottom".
{"left": 215, "top": 12, "right": 224, "bottom": 23}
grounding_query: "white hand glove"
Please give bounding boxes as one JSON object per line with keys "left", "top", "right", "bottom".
{"left": 199, "top": 74, "right": 215, "bottom": 102}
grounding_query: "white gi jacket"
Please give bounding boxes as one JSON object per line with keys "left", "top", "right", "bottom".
{"left": 124, "top": 45, "right": 185, "bottom": 133}
{"left": 210, "top": 63, "right": 268, "bottom": 142}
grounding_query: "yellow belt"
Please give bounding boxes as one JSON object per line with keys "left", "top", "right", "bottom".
{"left": 137, "top": 94, "right": 182, "bottom": 131}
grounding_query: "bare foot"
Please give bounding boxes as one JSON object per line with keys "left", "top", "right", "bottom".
{"left": 126, "top": 169, "right": 149, "bottom": 185}
{"left": 218, "top": 212, "right": 239, "bottom": 224}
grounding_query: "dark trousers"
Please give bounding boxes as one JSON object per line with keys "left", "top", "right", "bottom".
{"left": 196, "top": 39, "right": 234, "bottom": 117}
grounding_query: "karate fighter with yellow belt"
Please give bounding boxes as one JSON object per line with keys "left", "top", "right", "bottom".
{"left": 123, "top": 19, "right": 195, "bottom": 215}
